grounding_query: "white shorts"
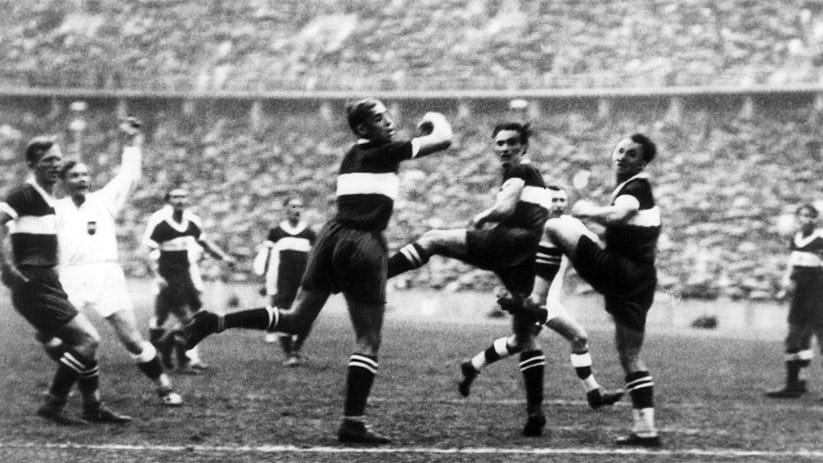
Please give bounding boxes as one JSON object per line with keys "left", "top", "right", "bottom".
{"left": 545, "top": 301, "right": 570, "bottom": 322}
{"left": 60, "top": 262, "right": 132, "bottom": 318}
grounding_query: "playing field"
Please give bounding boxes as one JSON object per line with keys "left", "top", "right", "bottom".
{"left": 1, "top": 281, "right": 821, "bottom": 463}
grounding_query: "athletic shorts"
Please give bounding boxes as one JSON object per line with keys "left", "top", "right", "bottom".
{"left": 573, "top": 235, "right": 657, "bottom": 332}
{"left": 789, "top": 269, "right": 823, "bottom": 327}
{"left": 156, "top": 268, "right": 203, "bottom": 318}
{"left": 301, "top": 220, "right": 388, "bottom": 305}
{"left": 463, "top": 226, "right": 541, "bottom": 296}
{"left": 60, "top": 262, "right": 132, "bottom": 318}
{"left": 11, "top": 266, "right": 79, "bottom": 337}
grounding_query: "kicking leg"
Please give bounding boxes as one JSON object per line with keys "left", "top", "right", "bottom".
{"left": 388, "top": 229, "right": 467, "bottom": 278}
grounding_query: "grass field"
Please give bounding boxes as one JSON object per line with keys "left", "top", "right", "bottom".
{"left": 1, "top": 281, "right": 822, "bottom": 462}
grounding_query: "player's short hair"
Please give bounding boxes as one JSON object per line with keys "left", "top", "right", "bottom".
{"left": 797, "top": 203, "right": 819, "bottom": 218}
{"left": 164, "top": 187, "right": 189, "bottom": 202}
{"left": 24, "top": 136, "right": 57, "bottom": 166}
{"left": 492, "top": 122, "right": 531, "bottom": 145}
{"left": 284, "top": 196, "right": 303, "bottom": 207}
{"left": 546, "top": 184, "right": 566, "bottom": 192}
{"left": 58, "top": 159, "right": 82, "bottom": 179}
{"left": 629, "top": 133, "right": 657, "bottom": 163}
{"left": 345, "top": 98, "right": 382, "bottom": 135}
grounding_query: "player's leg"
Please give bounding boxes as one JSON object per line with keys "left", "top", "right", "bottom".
{"left": 766, "top": 323, "right": 812, "bottom": 397}
{"left": 511, "top": 317, "right": 546, "bottom": 437}
{"left": 105, "top": 310, "right": 182, "bottom": 405}
{"left": 52, "top": 312, "right": 131, "bottom": 423}
{"left": 387, "top": 228, "right": 467, "bottom": 278}
{"left": 546, "top": 313, "right": 623, "bottom": 409}
{"left": 336, "top": 294, "right": 391, "bottom": 444}
{"left": 543, "top": 216, "right": 601, "bottom": 259}
{"left": 613, "top": 320, "right": 659, "bottom": 447}
{"left": 149, "top": 288, "right": 175, "bottom": 370}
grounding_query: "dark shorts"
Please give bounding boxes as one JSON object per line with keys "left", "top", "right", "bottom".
{"left": 788, "top": 270, "right": 823, "bottom": 327}
{"left": 156, "top": 268, "right": 202, "bottom": 319}
{"left": 463, "top": 226, "right": 541, "bottom": 296}
{"left": 573, "top": 235, "right": 657, "bottom": 332}
{"left": 301, "top": 220, "right": 388, "bottom": 305}
{"left": 11, "top": 267, "right": 78, "bottom": 337}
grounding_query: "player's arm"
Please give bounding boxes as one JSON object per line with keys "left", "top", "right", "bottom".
{"left": 776, "top": 254, "right": 796, "bottom": 300}
{"left": 469, "top": 178, "right": 524, "bottom": 229}
{"left": 100, "top": 118, "right": 144, "bottom": 213}
{"left": 0, "top": 211, "right": 28, "bottom": 287}
{"left": 571, "top": 194, "right": 638, "bottom": 226}
{"left": 197, "top": 237, "right": 236, "bottom": 266}
{"left": 410, "top": 112, "right": 453, "bottom": 158}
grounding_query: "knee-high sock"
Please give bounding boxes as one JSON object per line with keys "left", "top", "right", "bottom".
{"left": 388, "top": 243, "right": 429, "bottom": 278}
{"left": 570, "top": 351, "right": 601, "bottom": 392}
{"left": 785, "top": 349, "right": 813, "bottom": 384}
{"left": 132, "top": 341, "right": 166, "bottom": 383}
{"left": 471, "top": 337, "right": 519, "bottom": 371}
{"left": 519, "top": 350, "right": 546, "bottom": 415}
{"left": 60, "top": 349, "right": 101, "bottom": 408}
{"left": 224, "top": 306, "right": 278, "bottom": 331}
{"left": 343, "top": 354, "right": 378, "bottom": 420}
{"left": 626, "top": 371, "right": 656, "bottom": 436}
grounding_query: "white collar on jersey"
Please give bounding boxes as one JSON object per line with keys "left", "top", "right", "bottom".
{"left": 610, "top": 172, "right": 650, "bottom": 203}
{"left": 156, "top": 204, "right": 197, "bottom": 232}
{"left": 794, "top": 229, "right": 823, "bottom": 247}
{"left": 279, "top": 220, "right": 307, "bottom": 235}
{"left": 26, "top": 178, "right": 56, "bottom": 207}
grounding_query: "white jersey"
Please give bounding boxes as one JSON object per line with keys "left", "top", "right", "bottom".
{"left": 55, "top": 147, "right": 141, "bottom": 267}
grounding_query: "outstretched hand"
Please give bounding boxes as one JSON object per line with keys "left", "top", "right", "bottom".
{"left": 119, "top": 117, "right": 144, "bottom": 147}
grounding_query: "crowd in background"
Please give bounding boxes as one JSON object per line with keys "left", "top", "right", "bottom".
{"left": 1, "top": 0, "right": 823, "bottom": 90}
{"left": 0, "top": 98, "right": 819, "bottom": 301}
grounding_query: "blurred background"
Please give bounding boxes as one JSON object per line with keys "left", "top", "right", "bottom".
{"left": 1, "top": 0, "right": 822, "bottom": 302}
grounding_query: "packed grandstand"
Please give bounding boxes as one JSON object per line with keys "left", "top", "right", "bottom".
{"left": 0, "top": 0, "right": 821, "bottom": 300}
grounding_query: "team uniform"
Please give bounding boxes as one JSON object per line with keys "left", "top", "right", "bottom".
{"left": 258, "top": 221, "right": 316, "bottom": 307}
{"left": 450, "top": 160, "right": 549, "bottom": 297}
{"left": 535, "top": 238, "right": 571, "bottom": 321}
{"left": 1, "top": 180, "right": 77, "bottom": 335}
{"left": 301, "top": 139, "right": 421, "bottom": 303}
{"left": 143, "top": 206, "right": 207, "bottom": 317}
{"left": 786, "top": 230, "right": 823, "bottom": 328}
{"left": 56, "top": 147, "right": 140, "bottom": 317}
{"left": 572, "top": 172, "right": 660, "bottom": 332}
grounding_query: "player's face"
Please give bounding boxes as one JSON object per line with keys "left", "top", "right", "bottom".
{"left": 63, "top": 163, "right": 90, "bottom": 196}
{"left": 494, "top": 129, "right": 526, "bottom": 169}
{"left": 168, "top": 189, "right": 189, "bottom": 212}
{"left": 549, "top": 189, "right": 568, "bottom": 217}
{"left": 33, "top": 145, "right": 63, "bottom": 186}
{"left": 611, "top": 138, "right": 646, "bottom": 177}
{"left": 286, "top": 199, "right": 304, "bottom": 222}
{"left": 797, "top": 208, "right": 817, "bottom": 233}
{"left": 361, "top": 102, "right": 396, "bottom": 143}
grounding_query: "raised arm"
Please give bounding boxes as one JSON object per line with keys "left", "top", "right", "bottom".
{"left": 410, "top": 112, "right": 453, "bottom": 158}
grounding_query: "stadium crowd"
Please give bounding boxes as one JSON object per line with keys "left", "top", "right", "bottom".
{"left": 0, "top": 98, "right": 818, "bottom": 301}
{"left": 1, "top": 0, "right": 823, "bottom": 90}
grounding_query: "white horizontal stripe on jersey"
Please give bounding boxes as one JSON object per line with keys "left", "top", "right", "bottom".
{"left": 158, "top": 236, "right": 190, "bottom": 252}
{"left": 790, "top": 251, "right": 823, "bottom": 267}
{"left": 519, "top": 185, "right": 551, "bottom": 209}
{"left": 9, "top": 214, "right": 56, "bottom": 234}
{"left": 336, "top": 172, "right": 399, "bottom": 199}
{"left": 276, "top": 237, "right": 312, "bottom": 253}
{"left": 625, "top": 206, "right": 661, "bottom": 227}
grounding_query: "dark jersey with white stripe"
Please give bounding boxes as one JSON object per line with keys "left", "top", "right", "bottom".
{"left": 267, "top": 221, "right": 316, "bottom": 280}
{"left": 335, "top": 140, "right": 413, "bottom": 231}
{"left": 604, "top": 174, "right": 660, "bottom": 264}
{"left": 3, "top": 183, "right": 59, "bottom": 267}
{"left": 147, "top": 216, "right": 203, "bottom": 274}
{"left": 499, "top": 161, "right": 549, "bottom": 235}
{"left": 789, "top": 230, "right": 823, "bottom": 274}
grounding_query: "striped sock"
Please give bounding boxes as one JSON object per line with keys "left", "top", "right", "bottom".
{"left": 59, "top": 350, "right": 101, "bottom": 407}
{"left": 785, "top": 349, "right": 813, "bottom": 384}
{"left": 343, "top": 354, "right": 378, "bottom": 419}
{"left": 570, "top": 351, "right": 601, "bottom": 392}
{"left": 471, "top": 337, "right": 516, "bottom": 371}
{"left": 520, "top": 350, "right": 546, "bottom": 415}
{"left": 626, "top": 371, "right": 656, "bottom": 436}
{"left": 132, "top": 342, "right": 164, "bottom": 380}
{"left": 388, "top": 243, "right": 429, "bottom": 278}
